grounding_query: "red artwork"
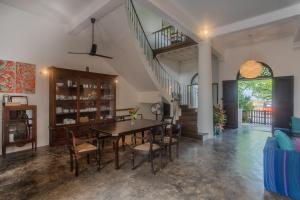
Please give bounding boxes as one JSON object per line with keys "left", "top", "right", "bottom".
{"left": 0, "top": 60, "right": 36, "bottom": 94}
{"left": 16, "top": 62, "right": 36, "bottom": 93}
{"left": 0, "top": 60, "right": 16, "bottom": 93}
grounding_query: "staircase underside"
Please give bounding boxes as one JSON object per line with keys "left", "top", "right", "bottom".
{"left": 153, "top": 38, "right": 197, "bottom": 56}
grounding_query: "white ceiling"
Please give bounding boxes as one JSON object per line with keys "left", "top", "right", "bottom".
{"left": 213, "top": 16, "right": 300, "bottom": 51}
{"left": 170, "top": 0, "right": 300, "bottom": 29}
{"left": 0, "top": 0, "right": 98, "bottom": 24}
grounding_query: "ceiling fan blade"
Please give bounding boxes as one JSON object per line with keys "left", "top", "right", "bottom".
{"left": 94, "top": 54, "right": 113, "bottom": 59}
{"left": 68, "top": 52, "right": 89, "bottom": 55}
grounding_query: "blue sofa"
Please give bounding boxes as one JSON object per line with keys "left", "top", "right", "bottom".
{"left": 264, "top": 137, "right": 300, "bottom": 199}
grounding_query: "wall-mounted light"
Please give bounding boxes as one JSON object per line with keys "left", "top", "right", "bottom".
{"left": 115, "top": 79, "right": 118, "bottom": 84}
{"left": 40, "top": 68, "right": 49, "bottom": 76}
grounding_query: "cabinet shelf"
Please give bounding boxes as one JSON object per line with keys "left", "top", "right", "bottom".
{"left": 49, "top": 67, "right": 117, "bottom": 146}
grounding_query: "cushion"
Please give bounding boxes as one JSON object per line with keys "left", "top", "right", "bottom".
{"left": 76, "top": 142, "right": 97, "bottom": 153}
{"left": 163, "top": 136, "right": 177, "bottom": 144}
{"left": 274, "top": 130, "right": 295, "bottom": 151}
{"left": 134, "top": 142, "right": 160, "bottom": 151}
{"left": 291, "top": 117, "right": 300, "bottom": 135}
{"left": 295, "top": 139, "right": 300, "bottom": 152}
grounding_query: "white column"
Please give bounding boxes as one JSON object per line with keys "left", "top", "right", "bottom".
{"left": 197, "top": 39, "right": 213, "bottom": 139}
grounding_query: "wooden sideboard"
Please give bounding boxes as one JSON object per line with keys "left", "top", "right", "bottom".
{"left": 49, "top": 67, "right": 117, "bottom": 146}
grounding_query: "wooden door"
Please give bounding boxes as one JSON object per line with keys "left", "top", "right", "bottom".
{"left": 222, "top": 80, "right": 238, "bottom": 128}
{"left": 272, "top": 76, "right": 294, "bottom": 131}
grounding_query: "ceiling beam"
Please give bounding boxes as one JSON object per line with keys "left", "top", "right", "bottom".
{"left": 213, "top": 3, "right": 300, "bottom": 37}
{"left": 68, "top": 0, "right": 123, "bottom": 35}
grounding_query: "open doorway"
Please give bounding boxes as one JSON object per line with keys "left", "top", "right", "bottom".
{"left": 237, "top": 63, "right": 273, "bottom": 132}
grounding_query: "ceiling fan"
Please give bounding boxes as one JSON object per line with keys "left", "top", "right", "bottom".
{"left": 68, "top": 18, "right": 113, "bottom": 59}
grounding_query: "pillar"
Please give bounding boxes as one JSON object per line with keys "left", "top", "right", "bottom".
{"left": 197, "top": 39, "right": 213, "bottom": 139}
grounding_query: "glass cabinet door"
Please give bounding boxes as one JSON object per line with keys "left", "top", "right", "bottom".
{"left": 55, "top": 77, "right": 78, "bottom": 126}
{"left": 99, "top": 79, "right": 115, "bottom": 121}
{"left": 79, "top": 78, "right": 98, "bottom": 124}
{"left": 7, "top": 110, "right": 32, "bottom": 146}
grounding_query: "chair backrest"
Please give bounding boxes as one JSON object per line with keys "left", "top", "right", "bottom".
{"left": 65, "top": 127, "right": 77, "bottom": 153}
{"left": 171, "top": 123, "right": 182, "bottom": 137}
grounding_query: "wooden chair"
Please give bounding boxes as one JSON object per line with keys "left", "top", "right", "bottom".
{"left": 152, "top": 123, "right": 181, "bottom": 161}
{"left": 130, "top": 127, "right": 163, "bottom": 174}
{"left": 65, "top": 128, "right": 100, "bottom": 177}
{"left": 163, "top": 124, "right": 181, "bottom": 161}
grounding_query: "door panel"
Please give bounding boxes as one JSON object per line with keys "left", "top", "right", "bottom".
{"left": 272, "top": 76, "right": 294, "bottom": 131}
{"left": 222, "top": 80, "right": 238, "bottom": 128}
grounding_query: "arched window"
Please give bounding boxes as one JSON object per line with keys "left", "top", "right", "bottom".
{"left": 191, "top": 73, "right": 198, "bottom": 84}
{"left": 237, "top": 62, "right": 273, "bottom": 80}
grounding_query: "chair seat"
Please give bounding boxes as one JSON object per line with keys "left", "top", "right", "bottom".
{"left": 134, "top": 142, "right": 160, "bottom": 151}
{"left": 77, "top": 142, "right": 97, "bottom": 153}
{"left": 163, "top": 136, "right": 177, "bottom": 144}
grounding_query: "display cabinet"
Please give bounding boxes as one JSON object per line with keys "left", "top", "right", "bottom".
{"left": 2, "top": 105, "right": 37, "bottom": 158}
{"left": 49, "top": 67, "right": 117, "bottom": 146}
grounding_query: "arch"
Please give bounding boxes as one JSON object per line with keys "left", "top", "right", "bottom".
{"left": 191, "top": 73, "right": 198, "bottom": 84}
{"left": 237, "top": 62, "right": 273, "bottom": 80}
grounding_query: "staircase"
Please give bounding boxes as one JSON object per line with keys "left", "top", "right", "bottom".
{"left": 179, "top": 105, "right": 197, "bottom": 138}
{"left": 126, "top": 0, "right": 181, "bottom": 103}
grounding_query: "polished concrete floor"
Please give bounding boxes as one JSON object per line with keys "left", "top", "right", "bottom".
{"left": 0, "top": 127, "right": 289, "bottom": 200}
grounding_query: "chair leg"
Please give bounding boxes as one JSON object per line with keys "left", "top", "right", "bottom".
{"left": 97, "top": 148, "right": 101, "bottom": 171}
{"left": 150, "top": 152, "right": 155, "bottom": 174}
{"left": 102, "top": 139, "right": 105, "bottom": 149}
{"left": 75, "top": 160, "right": 79, "bottom": 177}
{"left": 134, "top": 133, "right": 137, "bottom": 145}
{"left": 169, "top": 145, "right": 173, "bottom": 162}
{"left": 131, "top": 151, "right": 135, "bottom": 170}
{"left": 176, "top": 142, "right": 179, "bottom": 159}
{"left": 159, "top": 149, "right": 162, "bottom": 169}
{"left": 122, "top": 136, "right": 126, "bottom": 151}
{"left": 70, "top": 153, "right": 74, "bottom": 172}
{"left": 87, "top": 154, "right": 90, "bottom": 164}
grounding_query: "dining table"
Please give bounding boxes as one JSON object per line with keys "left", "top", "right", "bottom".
{"left": 90, "top": 119, "right": 167, "bottom": 169}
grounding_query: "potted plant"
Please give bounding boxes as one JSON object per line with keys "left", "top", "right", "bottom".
{"left": 213, "top": 105, "right": 226, "bottom": 135}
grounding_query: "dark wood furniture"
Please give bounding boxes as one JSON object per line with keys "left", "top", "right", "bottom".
{"left": 130, "top": 128, "right": 163, "bottom": 174}
{"left": 49, "top": 67, "right": 117, "bottom": 146}
{"left": 2, "top": 105, "right": 37, "bottom": 158}
{"left": 90, "top": 119, "right": 167, "bottom": 169}
{"left": 162, "top": 124, "right": 181, "bottom": 161}
{"left": 65, "top": 127, "right": 100, "bottom": 177}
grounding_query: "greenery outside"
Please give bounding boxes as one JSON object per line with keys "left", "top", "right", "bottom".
{"left": 238, "top": 79, "right": 272, "bottom": 122}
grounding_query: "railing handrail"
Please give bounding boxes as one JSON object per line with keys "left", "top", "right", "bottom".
{"left": 127, "top": 0, "right": 181, "bottom": 95}
{"left": 129, "top": 0, "right": 153, "bottom": 52}
{"left": 152, "top": 25, "right": 175, "bottom": 34}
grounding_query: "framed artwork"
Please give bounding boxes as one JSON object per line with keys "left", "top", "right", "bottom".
{"left": 16, "top": 62, "right": 36, "bottom": 93}
{"left": 0, "top": 60, "right": 16, "bottom": 93}
{"left": 0, "top": 60, "right": 36, "bottom": 94}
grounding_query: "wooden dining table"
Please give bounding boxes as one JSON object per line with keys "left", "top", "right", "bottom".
{"left": 90, "top": 119, "right": 167, "bottom": 169}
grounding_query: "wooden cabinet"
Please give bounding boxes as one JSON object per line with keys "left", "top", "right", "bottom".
{"left": 49, "top": 67, "right": 117, "bottom": 146}
{"left": 2, "top": 105, "right": 37, "bottom": 158}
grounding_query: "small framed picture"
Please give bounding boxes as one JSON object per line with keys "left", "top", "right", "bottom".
{"left": 9, "top": 96, "right": 28, "bottom": 105}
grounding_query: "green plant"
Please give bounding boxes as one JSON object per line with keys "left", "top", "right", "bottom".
{"left": 213, "top": 105, "right": 226, "bottom": 135}
{"left": 129, "top": 107, "right": 139, "bottom": 120}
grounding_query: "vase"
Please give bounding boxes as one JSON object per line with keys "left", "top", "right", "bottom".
{"left": 131, "top": 118, "right": 135, "bottom": 125}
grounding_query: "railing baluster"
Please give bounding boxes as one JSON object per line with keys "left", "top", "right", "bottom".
{"left": 126, "top": 0, "right": 181, "bottom": 102}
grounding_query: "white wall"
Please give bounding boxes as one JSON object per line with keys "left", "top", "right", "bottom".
{"left": 219, "top": 36, "right": 300, "bottom": 115}
{"left": 0, "top": 3, "right": 140, "bottom": 154}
